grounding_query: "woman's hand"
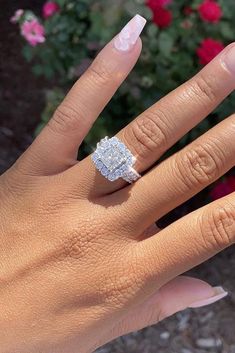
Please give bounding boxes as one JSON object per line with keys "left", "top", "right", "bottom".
{"left": 1, "top": 14, "right": 234, "bottom": 353}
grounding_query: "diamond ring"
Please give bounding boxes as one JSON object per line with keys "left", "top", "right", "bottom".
{"left": 91, "top": 136, "right": 141, "bottom": 183}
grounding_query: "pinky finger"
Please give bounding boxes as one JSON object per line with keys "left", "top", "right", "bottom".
{"left": 99, "top": 276, "right": 227, "bottom": 346}
{"left": 136, "top": 193, "right": 235, "bottom": 290}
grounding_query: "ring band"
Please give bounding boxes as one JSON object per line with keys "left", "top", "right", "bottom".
{"left": 92, "top": 136, "right": 141, "bottom": 183}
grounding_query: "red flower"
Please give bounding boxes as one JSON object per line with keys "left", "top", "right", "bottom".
{"left": 146, "top": 0, "right": 172, "bottom": 11}
{"left": 210, "top": 176, "right": 235, "bottom": 200}
{"left": 153, "top": 7, "right": 172, "bottom": 28}
{"left": 43, "top": 1, "right": 60, "bottom": 19}
{"left": 196, "top": 38, "right": 224, "bottom": 65}
{"left": 198, "top": 0, "right": 222, "bottom": 23}
{"left": 183, "top": 6, "right": 194, "bottom": 16}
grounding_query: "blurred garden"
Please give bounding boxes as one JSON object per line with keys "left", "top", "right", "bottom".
{"left": 1, "top": 1, "right": 235, "bottom": 352}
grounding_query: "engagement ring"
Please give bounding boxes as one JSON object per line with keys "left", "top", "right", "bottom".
{"left": 92, "top": 136, "right": 141, "bottom": 183}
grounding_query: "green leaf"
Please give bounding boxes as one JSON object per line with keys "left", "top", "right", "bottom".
{"left": 32, "top": 64, "right": 43, "bottom": 76}
{"left": 22, "top": 45, "right": 33, "bottom": 62}
{"left": 146, "top": 23, "right": 158, "bottom": 38}
{"left": 158, "top": 32, "right": 174, "bottom": 57}
{"left": 220, "top": 22, "right": 234, "bottom": 40}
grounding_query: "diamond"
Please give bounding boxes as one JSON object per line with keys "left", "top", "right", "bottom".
{"left": 92, "top": 136, "right": 140, "bottom": 183}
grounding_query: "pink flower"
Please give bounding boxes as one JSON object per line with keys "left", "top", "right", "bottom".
{"left": 10, "top": 9, "right": 24, "bottom": 23}
{"left": 196, "top": 38, "right": 224, "bottom": 65}
{"left": 198, "top": 0, "right": 222, "bottom": 23}
{"left": 21, "top": 19, "right": 45, "bottom": 46}
{"left": 146, "top": 0, "right": 172, "bottom": 11}
{"left": 210, "top": 176, "right": 235, "bottom": 200}
{"left": 42, "top": 1, "right": 60, "bottom": 19}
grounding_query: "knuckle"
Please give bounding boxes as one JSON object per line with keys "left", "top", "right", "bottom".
{"left": 176, "top": 144, "right": 221, "bottom": 188}
{"left": 49, "top": 104, "right": 84, "bottom": 135}
{"left": 125, "top": 110, "right": 169, "bottom": 160}
{"left": 188, "top": 74, "right": 217, "bottom": 104}
{"left": 199, "top": 203, "right": 235, "bottom": 250}
{"left": 87, "top": 57, "right": 113, "bottom": 86}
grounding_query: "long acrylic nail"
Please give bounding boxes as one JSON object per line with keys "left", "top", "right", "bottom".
{"left": 114, "top": 14, "right": 146, "bottom": 52}
{"left": 189, "top": 286, "right": 228, "bottom": 308}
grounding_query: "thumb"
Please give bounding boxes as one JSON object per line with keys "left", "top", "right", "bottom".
{"left": 105, "top": 276, "right": 227, "bottom": 342}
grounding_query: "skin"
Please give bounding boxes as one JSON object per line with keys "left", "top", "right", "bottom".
{"left": 0, "top": 32, "right": 234, "bottom": 353}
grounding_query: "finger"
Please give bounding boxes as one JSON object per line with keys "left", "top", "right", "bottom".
{"left": 135, "top": 192, "right": 235, "bottom": 291}
{"left": 75, "top": 42, "right": 235, "bottom": 196}
{"left": 101, "top": 277, "right": 227, "bottom": 342}
{"left": 20, "top": 15, "right": 146, "bottom": 175}
{"left": 117, "top": 114, "right": 235, "bottom": 234}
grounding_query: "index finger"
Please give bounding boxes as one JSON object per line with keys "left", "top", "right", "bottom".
{"left": 20, "top": 15, "right": 146, "bottom": 175}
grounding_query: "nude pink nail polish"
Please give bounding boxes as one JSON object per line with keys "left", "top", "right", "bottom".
{"left": 189, "top": 286, "right": 228, "bottom": 308}
{"left": 114, "top": 14, "right": 146, "bottom": 52}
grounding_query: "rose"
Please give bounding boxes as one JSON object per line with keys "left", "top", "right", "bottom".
{"left": 198, "top": 0, "right": 222, "bottom": 23}
{"left": 210, "top": 176, "right": 235, "bottom": 200}
{"left": 42, "top": 1, "right": 60, "bottom": 19}
{"left": 152, "top": 7, "right": 172, "bottom": 28}
{"left": 146, "top": 0, "right": 172, "bottom": 11}
{"left": 183, "top": 6, "right": 194, "bottom": 16}
{"left": 196, "top": 38, "right": 225, "bottom": 65}
{"left": 21, "top": 19, "right": 45, "bottom": 46}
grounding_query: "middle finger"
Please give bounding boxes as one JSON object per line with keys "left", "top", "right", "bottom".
{"left": 75, "top": 43, "right": 235, "bottom": 197}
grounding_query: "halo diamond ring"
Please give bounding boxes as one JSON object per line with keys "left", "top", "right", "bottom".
{"left": 92, "top": 136, "right": 141, "bottom": 183}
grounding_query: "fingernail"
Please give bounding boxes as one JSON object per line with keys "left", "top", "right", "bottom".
{"left": 114, "top": 14, "right": 146, "bottom": 52}
{"left": 189, "top": 286, "right": 228, "bottom": 308}
{"left": 223, "top": 44, "right": 235, "bottom": 75}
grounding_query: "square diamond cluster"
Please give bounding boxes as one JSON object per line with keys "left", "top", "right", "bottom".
{"left": 92, "top": 136, "right": 134, "bottom": 181}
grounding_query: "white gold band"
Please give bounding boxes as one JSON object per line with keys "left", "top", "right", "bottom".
{"left": 122, "top": 167, "right": 141, "bottom": 183}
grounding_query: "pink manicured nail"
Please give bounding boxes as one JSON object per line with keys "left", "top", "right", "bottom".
{"left": 223, "top": 44, "right": 235, "bottom": 75}
{"left": 114, "top": 14, "right": 146, "bottom": 52}
{"left": 189, "top": 286, "right": 228, "bottom": 308}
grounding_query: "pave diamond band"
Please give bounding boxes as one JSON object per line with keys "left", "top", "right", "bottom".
{"left": 92, "top": 136, "right": 141, "bottom": 183}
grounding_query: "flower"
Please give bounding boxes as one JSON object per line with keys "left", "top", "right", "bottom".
{"left": 196, "top": 38, "right": 224, "bottom": 65}
{"left": 183, "top": 6, "right": 194, "bottom": 16}
{"left": 10, "top": 9, "right": 24, "bottom": 23}
{"left": 146, "top": 0, "right": 172, "bottom": 11}
{"left": 21, "top": 19, "right": 45, "bottom": 46}
{"left": 198, "top": 0, "right": 222, "bottom": 23}
{"left": 153, "top": 7, "right": 173, "bottom": 28}
{"left": 210, "top": 176, "right": 235, "bottom": 200}
{"left": 42, "top": 1, "right": 60, "bottom": 19}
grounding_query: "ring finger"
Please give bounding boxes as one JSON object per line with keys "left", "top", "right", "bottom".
{"left": 116, "top": 114, "right": 235, "bottom": 234}
{"left": 75, "top": 43, "right": 235, "bottom": 196}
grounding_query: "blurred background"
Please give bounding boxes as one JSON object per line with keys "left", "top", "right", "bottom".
{"left": 1, "top": 0, "right": 235, "bottom": 352}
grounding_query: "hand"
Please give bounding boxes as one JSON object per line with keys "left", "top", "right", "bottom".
{"left": 1, "top": 15, "right": 234, "bottom": 353}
